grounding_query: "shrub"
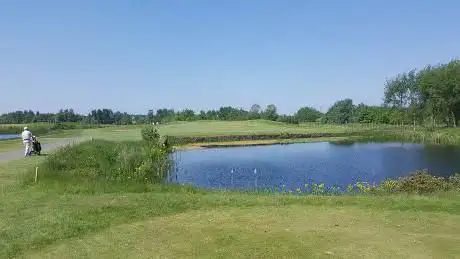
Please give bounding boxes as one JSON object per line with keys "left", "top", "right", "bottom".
{"left": 395, "top": 170, "right": 450, "bottom": 194}
{"left": 375, "top": 170, "right": 455, "bottom": 194}
{"left": 141, "top": 125, "right": 160, "bottom": 144}
{"left": 449, "top": 173, "right": 460, "bottom": 191}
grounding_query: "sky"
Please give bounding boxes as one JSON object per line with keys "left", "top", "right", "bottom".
{"left": 1, "top": 1, "right": 459, "bottom": 115}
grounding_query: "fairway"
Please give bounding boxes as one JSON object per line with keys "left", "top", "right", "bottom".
{"left": 80, "top": 120, "right": 394, "bottom": 141}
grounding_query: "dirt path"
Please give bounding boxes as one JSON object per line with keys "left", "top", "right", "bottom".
{"left": 0, "top": 137, "right": 87, "bottom": 162}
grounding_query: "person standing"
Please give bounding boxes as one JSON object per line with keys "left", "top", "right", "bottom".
{"left": 21, "top": 126, "right": 33, "bottom": 157}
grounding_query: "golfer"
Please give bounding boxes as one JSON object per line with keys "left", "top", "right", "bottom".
{"left": 21, "top": 126, "right": 33, "bottom": 157}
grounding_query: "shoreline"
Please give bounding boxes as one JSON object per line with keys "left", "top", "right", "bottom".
{"left": 174, "top": 136, "right": 348, "bottom": 151}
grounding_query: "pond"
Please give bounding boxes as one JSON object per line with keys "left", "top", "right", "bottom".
{"left": 169, "top": 142, "right": 460, "bottom": 191}
{"left": 0, "top": 134, "right": 20, "bottom": 141}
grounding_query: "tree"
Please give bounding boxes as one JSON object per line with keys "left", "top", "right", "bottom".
{"left": 147, "top": 109, "right": 154, "bottom": 123}
{"left": 384, "top": 69, "right": 424, "bottom": 127}
{"left": 249, "top": 104, "right": 261, "bottom": 119}
{"left": 325, "top": 99, "right": 355, "bottom": 124}
{"left": 419, "top": 60, "right": 460, "bottom": 126}
{"left": 262, "top": 104, "right": 278, "bottom": 121}
{"left": 295, "top": 106, "right": 323, "bottom": 123}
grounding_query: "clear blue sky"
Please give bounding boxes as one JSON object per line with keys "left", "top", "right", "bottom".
{"left": 1, "top": 1, "right": 459, "bottom": 115}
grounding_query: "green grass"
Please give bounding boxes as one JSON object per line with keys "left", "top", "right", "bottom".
{"left": 2, "top": 121, "right": 460, "bottom": 258}
{"left": 80, "top": 120, "right": 401, "bottom": 141}
{"left": 1, "top": 153, "right": 460, "bottom": 258}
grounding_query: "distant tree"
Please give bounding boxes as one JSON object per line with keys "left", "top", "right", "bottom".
{"left": 262, "top": 104, "right": 278, "bottom": 121}
{"left": 250, "top": 104, "right": 261, "bottom": 114}
{"left": 147, "top": 109, "right": 155, "bottom": 123}
{"left": 295, "top": 107, "right": 323, "bottom": 123}
{"left": 249, "top": 104, "right": 261, "bottom": 119}
{"left": 325, "top": 99, "right": 355, "bottom": 124}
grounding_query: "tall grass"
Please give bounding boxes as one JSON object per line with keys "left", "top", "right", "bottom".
{"left": 33, "top": 139, "right": 173, "bottom": 185}
{"left": 352, "top": 129, "right": 460, "bottom": 145}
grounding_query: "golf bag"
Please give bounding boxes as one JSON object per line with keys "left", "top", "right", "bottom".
{"left": 31, "top": 136, "right": 41, "bottom": 155}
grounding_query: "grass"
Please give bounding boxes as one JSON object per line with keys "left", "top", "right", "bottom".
{"left": 2, "top": 154, "right": 460, "bottom": 259}
{"left": 23, "top": 204, "right": 460, "bottom": 258}
{"left": 81, "top": 120, "right": 390, "bottom": 140}
{"left": 2, "top": 120, "right": 460, "bottom": 258}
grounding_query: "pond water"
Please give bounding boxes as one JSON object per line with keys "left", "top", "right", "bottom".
{"left": 0, "top": 134, "right": 20, "bottom": 141}
{"left": 169, "top": 142, "right": 460, "bottom": 191}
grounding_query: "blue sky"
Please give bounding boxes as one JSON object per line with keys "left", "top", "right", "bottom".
{"left": 1, "top": 1, "right": 459, "bottom": 115}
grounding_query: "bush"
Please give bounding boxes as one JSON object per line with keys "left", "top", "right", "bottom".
{"left": 141, "top": 125, "right": 160, "bottom": 144}
{"left": 449, "top": 173, "right": 460, "bottom": 191}
{"left": 375, "top": 170, "right": 460, "bottom": 194}
{"left": 394, "top": 170, "right": 450, "bottom": 194}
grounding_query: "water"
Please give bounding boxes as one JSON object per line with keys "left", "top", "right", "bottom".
{"left": 0, "top": 134, "right": 20, "bottom": 140}
{"left": 169, "top": 142, "right": 460, "bottom": 191}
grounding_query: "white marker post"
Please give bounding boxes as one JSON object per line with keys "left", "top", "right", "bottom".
{"left": 35, "top": 167, "right": 38, "bottom": 182}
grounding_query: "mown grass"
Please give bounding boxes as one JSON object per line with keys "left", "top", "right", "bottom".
{"left": 81, "top": 120, "right": 395, "bottom": 141}
{"left": 2, "top": 121, "right": 460, "bottom": 258}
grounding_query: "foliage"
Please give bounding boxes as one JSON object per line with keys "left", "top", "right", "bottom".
{"left": 324, "top": 98, "right": 355, "bottom": 123}
{"left": 259, "top": 104, "right": 278, "bottom": 121}
{"left": 342, "top": 171, "right": 460, "bottom": 195}
{"left": 141, "top": 125, "right": 160, "bottom": 144}
{"left": 389, "top": 170, "right": 452, "bottom": 194}
{"left": 295, "top": 106, "right": 323, "bottom": 123}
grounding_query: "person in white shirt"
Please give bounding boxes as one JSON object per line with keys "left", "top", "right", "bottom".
{"left": 21, "top": 126, "right": 33, "bottom": 157}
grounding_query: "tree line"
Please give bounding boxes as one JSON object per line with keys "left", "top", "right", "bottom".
{"left": 1, "top": 59, "right": 459, "bottom": 126}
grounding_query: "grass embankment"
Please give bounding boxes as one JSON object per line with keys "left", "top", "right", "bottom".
{"left": 1, "top": 132, "right": 460, "bottom": 258}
